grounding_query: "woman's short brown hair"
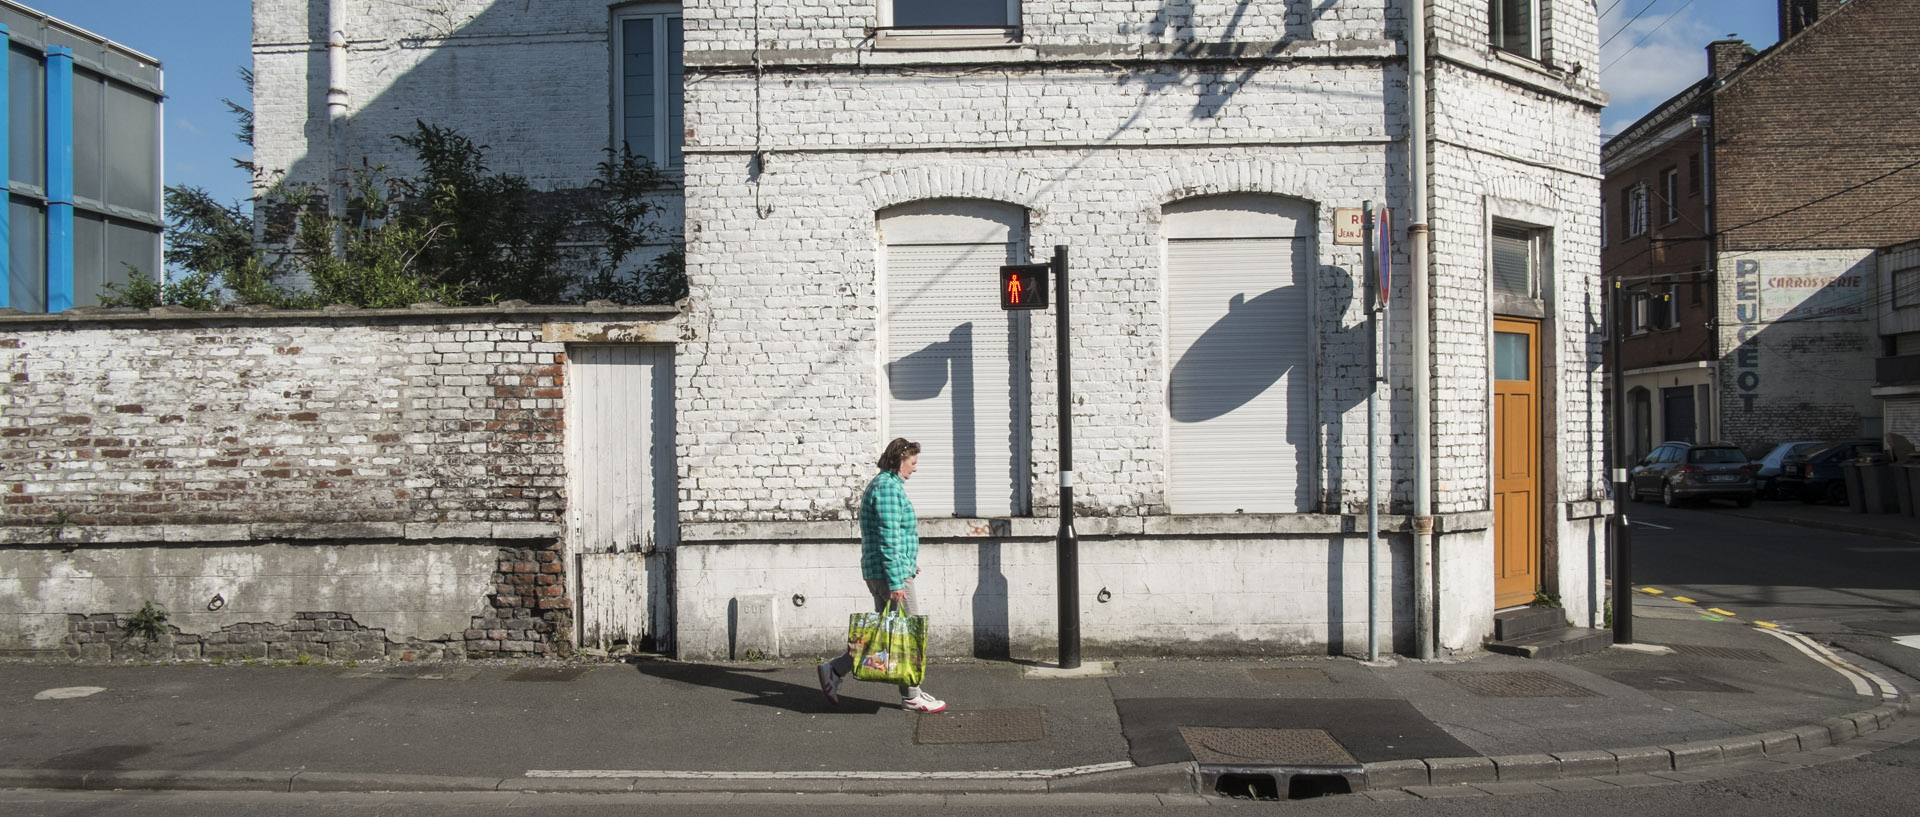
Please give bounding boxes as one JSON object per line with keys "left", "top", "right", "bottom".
{"left": 878, "top": 437, "right": 921, "bottom": 472}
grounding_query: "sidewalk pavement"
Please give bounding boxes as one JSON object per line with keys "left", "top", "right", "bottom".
{"left": 0, "top": 593, "right": 1911, "bottom": 800}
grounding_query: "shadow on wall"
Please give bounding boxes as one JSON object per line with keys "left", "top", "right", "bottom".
{"left": 889, "top": 323, "right": 979, "bottom": 516}
{"left": 1722, "top": 254, "right": 1876, "bottom": 448}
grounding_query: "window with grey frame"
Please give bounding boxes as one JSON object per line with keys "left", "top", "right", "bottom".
{"left": 615, "top": 4, "right": 683, "bottom": 170}
{"left": 1491, "top": 222, "right": 1545, "bottom": 300}
{"left": 1624, "top": 183, "right": 1648, "bottom": 237}
{"left": 1489, "top": 0, "right": 1542, "bottom": 61}
{"left": 876, "top": 0, "right": 1020, "bottom": 47}
{"left": 1660, "top": 167, "right": 1679, "bottom": 223}
{"left": 1895, "top": 266, "right": 1920, "bottom": 310}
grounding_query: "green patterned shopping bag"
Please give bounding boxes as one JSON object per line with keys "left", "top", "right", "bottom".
{"left": 846, "top": 601, "right": 928, "bottom": 687}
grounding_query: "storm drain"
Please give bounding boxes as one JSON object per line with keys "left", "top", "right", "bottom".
{"left": 1181, "top": 727, "right": 1365, "bottom": 800}
{"left": 1666, "top": 644, "right": 1781, "bottom": 663}
{"left": 1606, "top": 670, "right": 1750, "bottom": 693}
{"left": 914, "top": 708, "right": 1045, "bottom": 745}
{"left": 1434, "top": 670, "right": 1600, "bottom": 698}
{"left": 1247, "top": 668, "right": 1332, "bottom": 684}
{"left": 504, "top": 666, "right": 595, "bottom": 682}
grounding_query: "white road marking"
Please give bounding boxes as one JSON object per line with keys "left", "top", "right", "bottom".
{"left": 1761, "top": 629, "right": 1899, "bottom": 699}
{"left": 1894, "top": 635, "right": 1920, "bottom": 651}
{"left": 33, "top": 687, "right": 105, "bottom": 700}
{"left": 526, "top": 761, "right": 1136, "bottom": 780}
{"left": 1631, "top": 520, "right": 1674, "bottom": 530}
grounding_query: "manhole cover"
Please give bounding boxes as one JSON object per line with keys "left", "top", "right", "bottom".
{"left": 1434, "top": 670, "right": 1599, "bottom": 698}
{"left": 915, "top": 708, "right": 1045, "bottom": 745}
{"left": 1665, "top": 644, "right": 1781, "bottom": 663}
{"left": 504, "top": 666, "right": 595, "bottom": 682}
{"left": 1247, "top": 668, "right": 1331, "bottom": 684}
{"left": 1606, "top": 670, "right": 1750, "bottom": 693}
{"left": 1179, "top": 727, "right": 1357, "bottom": 765}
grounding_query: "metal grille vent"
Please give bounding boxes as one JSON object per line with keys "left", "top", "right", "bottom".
{"left": 1434, "top": 670, "right": 1600, "bottom": 698}
{"left": 915, "top": 708, "right": 1045, "bottom": 745}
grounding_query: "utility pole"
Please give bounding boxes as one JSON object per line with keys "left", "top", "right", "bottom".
{"left": 1608, "top": 281, "right": 1634, "bottom": 644}
{"left": 1053, "top": 245, "right": 1081, "bottom": 669}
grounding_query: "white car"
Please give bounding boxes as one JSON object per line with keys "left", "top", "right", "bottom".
{"left": 1753, "top": 440, "right": 1825, "bottom": 497}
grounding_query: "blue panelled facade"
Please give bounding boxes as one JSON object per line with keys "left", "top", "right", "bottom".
{"left": 0, "top": 3, "right": 161, "bottom": 313}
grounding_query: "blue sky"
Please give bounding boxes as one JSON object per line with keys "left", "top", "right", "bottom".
{"left": 29, "top": 0, "right": 1789, "bottom": 213}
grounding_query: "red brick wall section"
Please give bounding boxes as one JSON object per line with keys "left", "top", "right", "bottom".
{"left": 1715, "top": 0, "right": 1920, "bottom": 253}
{"left": 1, "top": 317, "right": 566, "bottom": 527}
{"left": 468, "top": 541, "right": 572, "bottom": 657}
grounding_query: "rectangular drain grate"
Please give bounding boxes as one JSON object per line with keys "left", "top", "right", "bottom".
{"left": 1247, "top": 668, "right": 1331, "bottom": 684}
{"left": 1666, "top": 644, "right": 1781, "bottom": 663}
{"left": 1181, "top": 727, "right": 1356, "bottom": 765}
{"left": 915, "top": 708, "right": 1045, "bottom": 745}
{"left": 339, "top": 665, "right": 483, "bottom": 681}
{"left": 1606, "top": 670, "right": 1750, "bottom": 693}
{"left": 505, "top": 666, "right": 595, "bottom": 682}
{"left": 1434, "top": 670, "right": 1600, "bottom": 698}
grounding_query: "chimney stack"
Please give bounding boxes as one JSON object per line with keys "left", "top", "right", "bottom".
{"left": 1707, "top": 39, "right": 1756, "bottom": 79}
{"left": 1780, "top": 0, "right": 1835, "bottom": 41}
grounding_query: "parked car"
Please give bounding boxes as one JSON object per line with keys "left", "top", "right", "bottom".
{"left": 1629, "top": 441, "right": 1758, "bottom": 507}
{"left": 1774, "top": 440, "right": 1885, "bottom": 504}
{"left": 1753, "top": 440, "right": 1825, "bottom": 498}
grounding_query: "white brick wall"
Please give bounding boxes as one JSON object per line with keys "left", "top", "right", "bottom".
{"left": 241, "top": 0, "right": 1611, "bottom": 654}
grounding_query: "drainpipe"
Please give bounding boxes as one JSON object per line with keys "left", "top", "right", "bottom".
{"left": 327, "top": 0, "right": 349, "bottom": 255}
{"left": 1407, "top": 0, "right": 1435, "bottom": 660}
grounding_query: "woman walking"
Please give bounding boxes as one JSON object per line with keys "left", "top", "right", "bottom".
{"left": 819, "top": 438, "right": 947, "bottom": 713}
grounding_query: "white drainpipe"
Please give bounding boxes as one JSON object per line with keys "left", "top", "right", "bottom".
{"left": 327, "top": 0, "right": 350, "bottom": 255}
{"left": 1408, "top": 0, "right": 1436, "bottom": 660}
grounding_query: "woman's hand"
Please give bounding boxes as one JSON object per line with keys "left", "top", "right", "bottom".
{"left": 889, "top": 589, "right": 907, "bottom": 602}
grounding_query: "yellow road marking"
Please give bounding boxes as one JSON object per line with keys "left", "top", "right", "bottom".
{"left": 1672, "top": 597, "right": 1696, "bottom": 604}
{"left": 1639, "top": 588, "right": 1664, "bottom": 595}
{"left": 1754, "top": 621, "right": 1780, "bottom": 629}
{"left": 1708, "top": 608, "right": 1736, "bottom": 617}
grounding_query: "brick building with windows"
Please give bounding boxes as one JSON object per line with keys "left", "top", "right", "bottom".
{"left": 4, "top": 2, "right": 1611, "bottom": 662}
{"left": 1603, "top": 0, "right": 1920, "bottom": 463}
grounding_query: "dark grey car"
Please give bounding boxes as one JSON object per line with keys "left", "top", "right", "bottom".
{"left": 1630, "top": 442, "right": 1758, "bottom": 507}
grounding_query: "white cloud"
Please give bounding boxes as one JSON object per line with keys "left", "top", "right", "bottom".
{"left": 174, "top": 116, "right": 203, "bottom": 136}
{"left": 1599, "top": 3, "right": 1722, "bottom": 134}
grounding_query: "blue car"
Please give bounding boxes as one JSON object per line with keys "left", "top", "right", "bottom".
{"left": 1774, "top": 440, "right": 1884, "bottom": 504}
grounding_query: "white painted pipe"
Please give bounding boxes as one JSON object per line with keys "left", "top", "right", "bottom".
{"left": 327, "top": 0, "right": 349, "bottom": 255}
{"left": 1408, "top": 0, "right": 1435, "bottom": 660}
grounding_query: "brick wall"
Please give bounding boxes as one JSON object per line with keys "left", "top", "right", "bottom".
{"left": 1715, "top": 0, "right": 1920, "bottom": 253}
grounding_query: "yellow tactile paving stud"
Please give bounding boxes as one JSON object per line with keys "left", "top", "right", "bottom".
{"left": 1672, "top": 596, "right": 1696, "bottom": 604}
{"left": 1639, "top": 587, "right": 1664, "bottom": 595}
{"left": 1708, "top": 608, "right": 1736, "bottom": 617}
{"left": 1753, "top": 621, "right": 1781, "bottom": 629}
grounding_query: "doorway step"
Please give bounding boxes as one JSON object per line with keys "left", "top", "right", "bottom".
{"left": 1486, "top": 606, "right": 1613, "bottom": 659}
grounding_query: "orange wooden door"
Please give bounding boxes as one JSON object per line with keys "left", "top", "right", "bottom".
{"left": 1493, "top": 318, "right": 1541, "bottom": 609}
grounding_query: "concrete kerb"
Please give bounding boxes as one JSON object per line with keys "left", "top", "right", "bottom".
{"left": 1360, "top": 699, "right": 1909, "bottom": 793}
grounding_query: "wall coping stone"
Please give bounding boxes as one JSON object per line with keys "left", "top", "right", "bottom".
{"left": 685, "top": 39, "right": 1400, "bottom": 70}
{"left": 0, "top": 521, "right": 562, "bottom": 547}
{"left": 0, "top": 304, "right": 678, "bottom": 330}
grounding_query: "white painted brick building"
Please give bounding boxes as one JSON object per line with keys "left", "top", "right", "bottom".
{"left": 240, "top": 0, "right": 1609, "bottom": 660}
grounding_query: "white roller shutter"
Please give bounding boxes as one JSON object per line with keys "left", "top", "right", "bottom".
{"left": 885, "top": 242, "right": 1029, "bottom": 517}
{"left": 1166, "top": 237, "right": 1312, "bottom": 513}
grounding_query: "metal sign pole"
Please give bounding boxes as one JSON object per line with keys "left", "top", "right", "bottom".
{"left": 1364, "top": 202, "right": 1380, "bottom": 662}
{"left": 1609, "top": 282, "right": 1634, "bottom": 644}
{"left": 1053, "top": 245, "right": 1081, "bottom": 669}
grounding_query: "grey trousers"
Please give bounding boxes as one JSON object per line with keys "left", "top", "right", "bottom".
{"left": 827, "top": 577, "right": 923, "bottom": 698}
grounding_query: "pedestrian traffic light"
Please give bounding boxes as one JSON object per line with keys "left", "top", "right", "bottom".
{"left": 1000, "top": 264, "right": 1049, "bottom": 310}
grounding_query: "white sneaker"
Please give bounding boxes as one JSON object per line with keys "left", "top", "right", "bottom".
{"left": 901, "top": 691, "right": 947, "bottom": 713}
{"left": 817, "top": 662, "right": 842, "bottom": 706}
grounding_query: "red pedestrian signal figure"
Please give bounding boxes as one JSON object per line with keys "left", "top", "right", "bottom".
{"left": 999, "top": 264, "right": 1049, "bottom": 311}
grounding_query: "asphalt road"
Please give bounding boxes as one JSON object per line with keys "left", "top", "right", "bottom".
{"left": 1, "top": 734, "right": 1915, "bottom": 815}
{"left": 1624, "top": 498, "right": 1920, "bottom": 682}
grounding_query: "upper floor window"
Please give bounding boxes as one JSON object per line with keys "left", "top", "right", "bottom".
{"left": 1628, "top": 292, "right": 1651, "bottom": 335}
{"left": 1490, "top": 0, "right": 1542, "bottom": 61}
{"left": 877, "top": 0, "right": 1019, "bottom": 49}
{"left": 1623, "top": 184, "right": 1648, "bottom": 238}
{"left": 1895, "top": 266, "right": 1920, "bottom": 310}
{"left": 615, "top": 4, "right": 684, "bottom": 170}
{"left": 1491, "top": 222, "right": 1545, "bottom": 300}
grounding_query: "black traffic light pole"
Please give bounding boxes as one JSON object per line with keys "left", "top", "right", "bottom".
{"left": 1053, "top": 244, "right": 1081, "bottom": 669}
{"left": 1609, "top": 281, "right": 1634, "bottom": 645}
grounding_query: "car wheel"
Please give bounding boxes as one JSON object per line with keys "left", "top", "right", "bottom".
{"left": 1663, "top": 483, "right": 1680, "bottom": 508}
{"left": 1825, "top": 482, "right": 1848, "bottom": 505}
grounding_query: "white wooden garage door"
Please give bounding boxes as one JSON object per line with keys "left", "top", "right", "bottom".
{"left": 882, "top": 203, "right": 1029, "bottom": 517}
{"left": 1165, "top": 196, "right": 1314, "bottom": 514}
{"left": 566, "top": 344, "right": 677, "bottom": 650}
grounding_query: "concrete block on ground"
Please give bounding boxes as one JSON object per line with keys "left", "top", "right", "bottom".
{"left": 1610, "top": 746, "right": 1672, "bottom": 774}
{"left": 1362, "top": 759, "right": 1430, "bottom": 789}
{"left": 1819, "top": 717, "right": 1858, "bottom": 744}
{"left": 1756, "top": 730, "right": 1802, "bottom": 756}
{"left": 1789, "top": 723, "right": 1834, "bottom": 749}
{"left": 1424, "top": 757, "right": 1496, "bottom": 785}
{"left": 1662, "top": 740, "right": 1724, "bottom": 770}
{"left": 1490, "top": 753, "right": 1559, "bottom": 781}
{"left": 731, "top": 592, "right": 779, "bottom": 660}
{"left": 1717, "top": 735, "right": 1765, "bottom": 762}
{"left": 1549, "top": 749, "right": 1618, "bottom": 777}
